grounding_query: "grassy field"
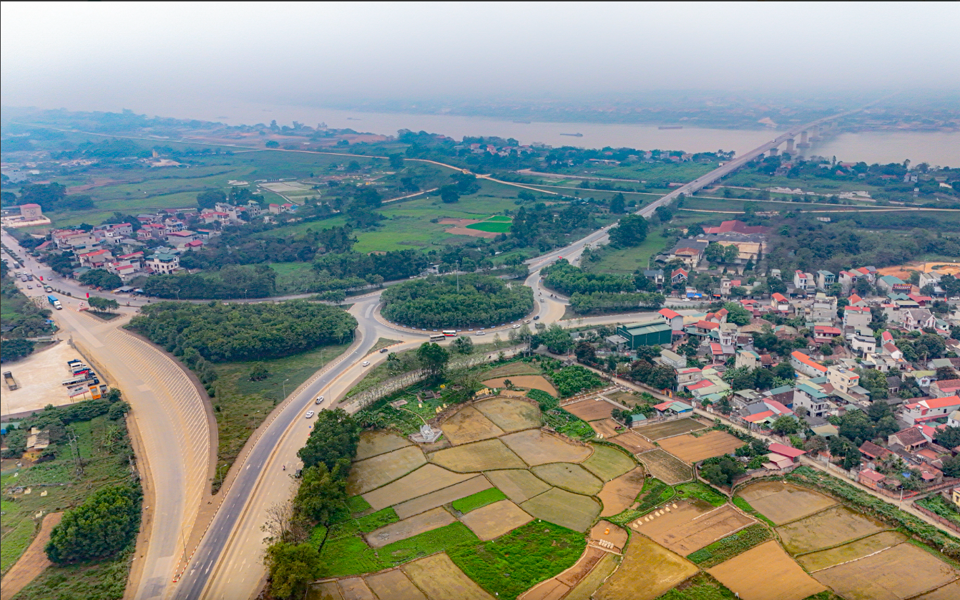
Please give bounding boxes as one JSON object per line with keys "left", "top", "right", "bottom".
{"left": 581, "top": 229, "right": 671, "bottom": 275}
{"left": 451, "top": 488, "right": 508, "bottom": 514}
{"left": 466, "top": 220, "right": 512, "bottom": 233}
{"left": 12, "top": 548, "right": 134, "bottom": 600}
{"left": 210, "top": 342, "right": 352, "bottom": 489}
{"left": 654, "top": 573, "right": 738, "bottom": 600}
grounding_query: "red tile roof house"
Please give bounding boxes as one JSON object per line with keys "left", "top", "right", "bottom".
{"left": 658, "top": 308, "right": 684, "bottom": 331}
{"left": 859, "top": 469, "right": 887, "bottom": 491}
{"left": 931, "top": 380, "right": 960, "bottom": 399}
{"left": 790, "top": 351, "right": 828, "bottom": 378}
{"left": 859, "top": 441, "right": 893, "bottom": 463}
{"left": 814, "top": 325, "right": 843, "bottom": 344}
{"left": 768, "top": 442, "right": 806, "bottom": 464}
{"left": 902, "top": 396, "right": 960, "bottom": 425}
{"left": 888, "top": 427, "right": 930, "bottom": 451}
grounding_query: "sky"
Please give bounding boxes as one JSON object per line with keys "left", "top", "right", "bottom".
{"left": 2, "top": 2, "right": 959, "bottom": 116}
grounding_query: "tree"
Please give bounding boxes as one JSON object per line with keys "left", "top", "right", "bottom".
{"left": 297, "top": 409, "right": 359, "bottom": 473}
{"left": 608, "top": 215, "right": 649, "bottom": 248}
{"left": 46, "top": 484, "right": 141, "bottom": 563}
{"left": 700, "top": 457, "right": 744, "bottom": 487}
{"left": 294, "top": 462, "right": 347, "bottom": 525}
{"left": 388, "top": 154, "right": 404, "bottom": 169}
{"left": 249, "top": 363, "right": 269, "bottom": 381}
{"left": 536, "top": 324, "right": 573, "bottom": 355}
{"left": 575, "top": 341, "right": 597, "bottom": 365}
{"left": 654, "top": 205, "right": 673, "bottom": 223}
{"left": 80, "top": 269, "right": 123, "bottom": 290}
{"left": 723, "top": 302, "right": 751, "bottom": 326}
{"left": 609, "top": 193, "right": 626, "bottom": 214}
{"left": 942, "top": 455, "right": 960, "bottom": 478}
{"left": 197, "top": 190, "right": 226, "bottom": 210}
{"left": 453, "top": 336, "right": 474, "bottom": 355}
{"left": 705, "top": 243, "right": 725, "bottom": 264}
{"left": 686, "top": 224, "right": 705, "bottom": 237}
{"left": 417, "top": 342, "right": 449, "bottom": 377}
{"left": 88, "top": 296, "right": 119, "bottom": 313}
{"left": 803, "top": 435, "right": 827, "bottom": 455}
{"left": 772, "top": 362, "right": 795, "bottom": 380}
{"left": 771, "top": 416, "right": 800, "bottom": 435}
{"left": 264, "top": 542, "right": 321, "bottom": 600}
{"left": 265, "top": 140, "right": 280, "bottom": 148}
{"left": 936, "top": 426, "right": 960, "bottom": 449}
{"left": 440, "top": 184, "right": 460, "bottom": 204}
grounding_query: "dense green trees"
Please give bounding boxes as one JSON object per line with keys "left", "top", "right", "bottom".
{"left": 608, "top": 214, "right": 649, "bottom": 248}
{"left": 417, "top": 342, "right": 450, "bottom": 377}
{"left": 88, "top": 296, "right": 120, "bottom": 313}
{"left": 129, "top": 301, "right": 357, "bottom": 363}
{"left": 298, "top": 409, "right": 360, "bottom": 473}
{"left": 542, "top": 260, "right": 634, "bottom": 295}
{"left": 264, "top": 542, "right": 321, "bottom": 600}
{"left": 568, "top": 291, "right": 664, "bottom": 314}
{"left": 16, "top": 182, "right": 94, "bottom": 212}
{"left": 628, "top": 360, "right": 677, "bottom": 391}
{"left": 381, "top": 274, "right": 533, "bottom": 328}
{"left": 313, "top": 249, "right": 429, "bottom": 282}
{"left": 700, "top": 457, "right": 744, "bottom": 487}
{"left": 46, "top": 484, "right": 142, "bottom": 563}
{"left": 79, "top": 269, "right": 123, "bottom": 290}
{"left": 143, "top": 265, "right": 278, "bottom": 299}
{"left": 294, "top": 461, "right": 348, "bottom": 524}
{"left": 509, "top": 204, "right": 598, "bottom": 250}
{"left": 550, "top": 365, "right": 604, "bottom": 397}
{"left": 532, "top": 324, "right": 574, "bottom": 355}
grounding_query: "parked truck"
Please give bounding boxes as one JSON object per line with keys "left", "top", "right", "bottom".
{"left": 3, "top": 371, "right": 17, "bottom": 391}
{"left": 47, "top": 295, "right": 63, "bottom": 310}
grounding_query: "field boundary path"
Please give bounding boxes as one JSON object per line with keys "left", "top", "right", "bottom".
{"left": 0, "top": 512, "right": 63, "bottom": 599}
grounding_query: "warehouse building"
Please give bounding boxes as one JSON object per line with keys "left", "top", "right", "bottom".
{"left": 616, "top": 321, "right": 672, "bottom": 349}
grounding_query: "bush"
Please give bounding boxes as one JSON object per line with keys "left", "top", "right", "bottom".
{"left": 550, "top": 365, "right": 603, "bottom": 397}
{"left": 46, "top": 484, "right": 142, "bottom": 563}
{"left": 381, "top": 274, "right": 533, "bottom": 329}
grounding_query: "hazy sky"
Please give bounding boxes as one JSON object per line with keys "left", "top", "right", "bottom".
{"left": 2, "top": 2, "right": 959, "bottom": 115}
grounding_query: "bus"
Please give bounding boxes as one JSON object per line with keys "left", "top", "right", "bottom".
{"left": 429, "top": 334, "right": 445, "bottom": 342}
{"left": 442, "top": 330, "right": 457, "bottom": 337}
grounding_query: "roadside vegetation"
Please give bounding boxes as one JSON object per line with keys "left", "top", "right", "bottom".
{"left": 0, "top": 259, "right": 55, "bottom": 362}
{"left": 381, "top": 274, "right": 533, "bottom": 329}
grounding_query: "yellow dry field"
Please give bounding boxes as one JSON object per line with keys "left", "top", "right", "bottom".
{"left": 582, "top": 444, "right": 636, "bottom": 482}
{"left": 347, "top": 446, "right": 427, "bottom": 495}
{"left": 709, "top": 541, "right": 825, "bottom": 600}
{"left": 364, "top": 569, "right": 427, "bottom": 600}
{"left": 485, "top": 469, "right": 551, "bottom": 503}
{"left": 634, "top": 501, "right": 756, "bottom": 555}
{"left": 777, "top": 505, "right": 885, "bottom": 555}
{"left": 914, "top": 580, "right": 960, "bottom": 600}
{"left": 307, "top": 581, "right": 343, "bottom": 600}
{"left": 473, "top": 397, "right": 541, "bottom": 432}
{"left": 564, "top": 553, "right": 619, "bottom": 600}
{"left": 598, "top": 467, "right": 645, "bottom": 517}
{"left": 482, "top": 375, "right": 558, "bottom": 395}
{"left": 589, "top": 419, "right": 622, "bottom": 439}
{"left": 813, "top": 542, "right": 959, "bottom": 600}
{"left": 532, "top": 463, "right": 604, "bottom": 495}
{"left": 440, "top": 406, "right": 505, "bottom": 445}
{"left": 402, "top": 553, "right": 495, "bottom": 600}
{"left": 338, "top": 577, "right": 376, "bottom": 600}
{"left": 482, "top": 362, "right": 542, "bottom": 378}
{"left": 526, "top": 546, "right": 609, "bottom": 600}
{"left": 365, "top": 506, "right": 455, "bottom": 548}
{"left": 563, "top": 398, "right": 615, "bottom": 422}
{"left": 736, "top": 481, "right": 837, "bottom": 525}
{"left": 354, "top": 430, "right": 413, "bottom": 461}
{"left": 521, "top": 487, "right": 601, "bottom": 533}
{"left": 656, "top": 430, "right": 744, "bottom": 464}
{"left": 501, "top": 429, "right": 591, "bottom": 466}
{"left": 595, "top": 534, "right": 698, "bottom": 600}
{"left": 429, "top": 438, "right": 526, "bottom": 472}
{"left": 362, "top": 464, "right": 473, "bottom": 511}
{"left": 797, "top": 531, "right": 908, "bottom": 572}
{"left": 637, "top": 449, "right": 693, "bottom": 485}
{"left": 392, "top": 476, "right": 492, "bottom": 520}
{"left": 522, "top": 578, "right": 569, "bottom": 600}
{"left": 608, "top": 430, "right": 656, "bottom": 453}
{"left": 460, "top": 500, "right": 533, "bottom": 540}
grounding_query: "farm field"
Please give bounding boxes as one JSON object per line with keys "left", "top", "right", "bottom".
{"left": 362, "top": 464, "right": 473, "bottom": 510}
{"left": 482, "top": 375, "right": 557, "bottom": 395}
{"left": 482, "top": 362, "right": 542, "bottom": 378}
{"left": 595, "top": 534, "right": 698, "bottom": 600}
{"left": 402, "top": 553, "right": 494, "bottom": 600}
{"left": 607, "top": 430, "right": 656, "bottom": 453}
{"left": 348, "top": 445, "right": 427, "bottom": 495}
{"left": 589, "top": 419, "right": 622, "bottom": 439}
{"left": 531, "top": 463, "right": 604, "bottom": 495}
{"left": 581, "top": 444, "right": 635, "bottom": 482}
{"left": 598, "top": 467, "right": 645, "bottom": 517}
{"left": 355, "top": 431, "right": 414, "bottom": 461}
{"left": 563, "top": 398, "right": 617, "bottom": 422}
{"left": 429, "top": 439, "right": 526, "bottom": 473}
{"left": 706, "top": 541, "right": 826, "bottom": 600}
{"left": 364, "top": 569, "right": 428, "bottom": 600}
{"left": 520, "top": 487, "right": 601, "bottom": 532}
{"left": 915, "top": 581, "right": 960, "bottom": 600}
{"left": 638, "top": 449, "right": 694, "bottom": 484}
{"left": 735, "top": 481, "right": 836, "bottom": 525}
{"left": 812, "top": 541, "right": 959, "bottom": 600}
{"left": 796, "top": 531, "right": 908, "bottom": 572}
{"left": 459, "top": 500, "right": 532, "bottom": 540}
{"left": 634, "top": 418, "right": 707, "bottom": 441}
{"left": 365, "top": 507, "right": 455, "bottom": 548}
{"left": 501, "top": 430, "right": 592, "bottom": 466}
{"left": 393, "top": 477, "right": 492, "bottom": 520}
{"left": 441, "top": 406, "right": 506, "bottom": 445}
{"left": 473, "top": 397, "right": 540, "bottom": 432}
{"left": 563, "top": 552, "right": 619, "bottom": 600}
{"left": 633, "top": 500, "right": 756, "bottom": 555}
{"left": 484, "top": 469, "right": 551, "bottom": 503}
{"left": 657, "top": 430, "right": 744, "bottom": 464}
{"left": 776, "top": 505, "right": 886, "bottom": 555}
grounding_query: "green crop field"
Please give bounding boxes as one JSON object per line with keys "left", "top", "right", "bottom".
{"left": 466, "top": 220, "right": 512, "bottom": 233}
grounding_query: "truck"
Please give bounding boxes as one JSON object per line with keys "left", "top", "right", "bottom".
{"left": 47, "top": 295, "right": 62, "bottom": 310}
{"left": 3, "top": 371, "right": 17, "bottom": 391}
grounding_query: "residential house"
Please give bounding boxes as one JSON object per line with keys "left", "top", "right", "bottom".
{"left": 652, "top": 400, "right": 694, "bottom": 417}
{"left": 930, "top": 380, "right": 960, "bottom": 399}
{"left": 676, "top": 367, "right": 703, "bottom": 388}
{"left": 816, "top": 270, "right": 836, "bottom": 290}
{"left": 794, "top": 383, "right": 832, "bottom": 418}
{"left": 900, "top": 308, "right": 937, "bottom": 332}
{"left": 888, "top": 427, "right": 930, "bottom": 451}
{"left": 848, "top": 334, "right": 877, "bottom": 355}
{"left": 814, "top": 325, "right": 843, "bottom": 344}
{"left": 659, "top": 349, "right": 686, "bottom": 370}
{"left": 146, "top": 253, "right": 180, "bottom": 275}
{"left": 736, "top": 349, "right": 762, "bottom": 370}
{"left": 768, "top": 443, "right": 805, "bottom": 464}
{"left": 742, "top": 400, "right": 794, "bottom": 429}
{"left": 902, "top": 396, "right": 960, "bottom": 425}
{"left": 771, "top": 293, "right": 790, "bottom": 312}
{"left": 793, "top": 270, "right": 814, "bottom": 291}
{"left": 858, "top": 469, "right": 887, "bottom": 491}
{"left": 790, "top": 351, "right": 828, "bottom": 378}
{"left": 877, "top": 275, "right": 911, "bottom": 294}
{"left": 644, "top": 269, "right": 665, "bottom": 288}
{"left": 843, "top": 306, "right": 872, "bottom": 329}
{"left": 658, "top": 308, "right": 685, "bottom": 331}
{"left": 667, "top": 239, "right": 709, "bottom": 268}
{"left": 671, "top": 268, "right": 689, "bottom": 285}
{"left": 77, "top": 248, "right": 114, "bottom": 269}
{"left": 165, "top": 230, "right": 198, "bottom": 248}
{"left": 827, "top": 366, "right": 860, "bottom": 394}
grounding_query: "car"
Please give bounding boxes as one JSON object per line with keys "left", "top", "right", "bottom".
{"left": 533, "top": 315, "right": 540, "bottom": 320}
{"left": 315, "top": 395, "right": 324, "bottom": 404}
{"left": 305, "top": 411, "right": 315, "bottom": 418}
{"left": 380, "top": 347, "right": 389, "bottom": 353}
{"left": 476, "top": 331, "right": 485, "bottom": 336}
{"left": 512, "top": 324, "right": 520, "bottom": 329}
{"left": 26, "top": 285, "right": 32, "bottom": 289}
{"left": 362, "top": 361, "right": 371, "bottom": 367}
{"left": 524, "top": 320, "right": 530, "bottom": 324}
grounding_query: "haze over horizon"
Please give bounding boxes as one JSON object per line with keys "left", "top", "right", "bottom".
{"left": 3, "top": 2, "right": 959, "bottom": 120}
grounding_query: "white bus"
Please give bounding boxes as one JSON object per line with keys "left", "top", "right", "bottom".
{"left": 442, "top": 330, "right": 457, "bottom": 337}
{"left": 429, "top": 334, "right": 445, "bottom": 342}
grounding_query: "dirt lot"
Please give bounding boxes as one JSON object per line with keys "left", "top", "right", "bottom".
{"left": 348, "top": 446, "right": 427, "bottom": 495}
{"left": 429, "top": 438, "right": 526, "bottom": 472}
{"left": 634, "top": 501, "right": 756, "bottom": 555}
{"left": 595, "top": 534, "right": 698, "bottom": 600}
{"left": 521, "top": 487, "right": 601, "bottom": 533}
{"left": 777, "top": 505, "right": 885, "bottom": 555}
{"left": 598, "top": 467, "right": 645, "bottom": 517}
{"left": 355, "top": 431, "right": 413, "bottom": 461}
{"left": 362, "top": 464, "right": 474, "bottom": 511}
{"left": 1, "top": 342, "right": 86, "bottom": 417}
{"left": 0, "top": 512, "right": 62, "bottom": 599}
{"left": 482, "top": 375, "right": 557, "bottom": 396}
{"left": 589, "top": 419, "right": 623, "bottom": 439}
{"left": 393, "top": 476, "right": 491, "bottom": 520}
{"left": 483, "top": 362, "right": 541, "bottom": 378}
{"left": 707, "top": 541, "right": 826, "bottom": 600}
{"left": 607, "top": 430, "right": 656, "bottom": 453}
{"left": 501, "top": 430, "right": 591, "bottom": 466}
{"left": 638, "top": 449, "right": 694, "bottom": 484}
{"left": 582, "top": 445, "right": 636, "bottom": 482}
{"left": 656, "top": 430, "right": 743, "bottom": 464}
{"left": 736, "top": 481, "right": 836, "bottom": 525}
{"left": 438, "top": 218, "right": 481, "bottom": 226}
{"left": 364, "top": 569, "right": 427, "bottom": 600}
{"left": 441, "top": 406, "right": 505, "bottom": 445}
{"left": 797, "top": 531, "right": 907, "bottom": 572}
{"left": 307, "top": 581, "right": 343, "bottom": 600}
{"left": 485, "top": 469, "right": 551, "bottom": 503}
{"left": 634, "top": 418, "right": 707, "bottom": 441}
{"left": 473, "top": 397, "right": 540, "bottom": 432}
{"left": 563, "top": 398, "right": 616, "bottom": 422}
{"left": 532, "top": 463, "right": 603, "bottom": 495}
{"left": 460, "top": 500, "right": 533, "bottom": 540}
{"left": 813, "top": 542, "right": 959, "bottom": 600}
{"left": 365, "top": 507, "right": 455, "bottom": 548}
{"left": 402, "top": 553, "right": 494, "bottom": 600}
{"left": 446, "top": 226, "right": 499, "bottom": 239}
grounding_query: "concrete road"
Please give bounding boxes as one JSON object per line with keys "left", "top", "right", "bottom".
{"left": 7, "top": 267, "right": 211, "bottom": 600}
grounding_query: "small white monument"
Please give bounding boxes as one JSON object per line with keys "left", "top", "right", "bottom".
{"left": 412, "top": 423, "right": 442, "bottom": 444}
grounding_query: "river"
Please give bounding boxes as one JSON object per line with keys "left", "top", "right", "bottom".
{"left": 150, "top": 101, "right": 960, "bottom": 167}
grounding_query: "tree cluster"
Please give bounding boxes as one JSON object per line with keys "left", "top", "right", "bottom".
{"left": 79, "top": 268, "right": 123, "bottom": 290}
{"left": 626, "top": 359, "right": 677, "bottom": 391}
{"left": 15, "top": 182, "right": 95, "bottom": 212}
{"left": 381, "top": 274, "right": 533, "bottom": 329}
{"left": 509, "top": 203, "right": 598, "bottom": 250}
{"left": 549, "top": 365, "right": 604, "bottom": 397}
{"left": 143, "top": 265, "right": 278, "bottom": 299}
{"left": 46, "top": 483, "right": 142, "bottom": 563}
{"left": 313, "top": 249, "right": 429, "bottom": 282}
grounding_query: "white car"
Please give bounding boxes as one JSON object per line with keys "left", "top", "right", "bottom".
{"left": 362, "top": 361, "right": 371, "bottom": 367}
{"left": 476, "top": 331, "right": 486, "bottom": 336}
{"left": 315, "top": 395, "right": 324, "bottom": 405}
{"left": 305, "top": 411, "right": 315, "bottom": 419}
{"left": 512, "top": 324, "right": 520, "bottom": 329}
